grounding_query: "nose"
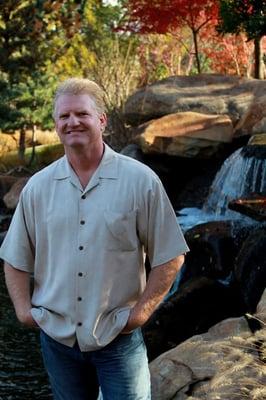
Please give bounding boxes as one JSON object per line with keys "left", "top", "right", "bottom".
{"left": 68, "top": 113, "right": 80, "bottom": 126}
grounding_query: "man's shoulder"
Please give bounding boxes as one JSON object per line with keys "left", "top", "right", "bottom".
{"left": 115, "top": 151, "right": 159, "bottom": 182}
{"left": 23, "top": 157, "right": 65, "bottom": 190}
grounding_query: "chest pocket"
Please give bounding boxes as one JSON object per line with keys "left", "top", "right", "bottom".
{"left": 104, "top": 210, "right": 138, "bottom": 251}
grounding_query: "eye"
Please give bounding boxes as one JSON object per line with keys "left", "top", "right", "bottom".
{"left": 78, "top": 112, "right": 89, "bottom": 116}
{"left": 59, "top": 114, "right": 69, "bottom": 119}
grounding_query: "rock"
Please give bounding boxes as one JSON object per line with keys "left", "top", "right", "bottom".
{"left": 248, "top": 132, "right": 266, "bottom": 145}
{"left": 0, "top": 216, "right": 12, "bottom": 245}
{"left": 124, "top": 74, "right": 266, "bottom": 128}
{"left": 234, "top": 226, "right": 266, "bottom": 313}
{"left": 254, "top": 288, "right": 266, "bottom": 323}
{"left": 0, "top": 175, "right": 18, "bottom": 200}
{"left": 3, "top": 177, "right": 29, "bottom": 209}
{"left": 134, "top": 112, "right": 233, "bottom": 158}
{"left": 149, "top": 317, "right": 263, "bottom": 400}
{"left": 0, "top": 231, "right": 7, "bottom": 245}
{"left": 181, "top": 221, "right": 251, "bottom": 284}
{"left": 143, "top": 277, "right": 245, "bottom": 361}
{"left": 228, "top": 195, "right": 266, "bottom": 222}
{"left": 234, "top": 95, "right": 266, "bottom": 136}
{"left": 205, "top": 316, "right": 251, "bottom": 340}
{"left": 120, "top": 143, "right": 145, "bottom": 162}
{"left": 149, "top": 284, "right": 266, "bottom": 400}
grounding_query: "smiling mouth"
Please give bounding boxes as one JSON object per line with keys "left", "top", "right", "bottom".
{"left": 66, "top": 130, "right": 84, "bottom": 134}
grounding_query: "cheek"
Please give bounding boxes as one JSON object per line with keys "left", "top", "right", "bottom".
{"left": 55, "top": 121, "right": 63, "bottom": 134}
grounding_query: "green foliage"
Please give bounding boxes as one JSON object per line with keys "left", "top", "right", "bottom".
{"left": 218, "top": 0, "right": 266, "bottom": 40}
{"left": 0, "top": 73, "right": 56, "bottom": 133}
{"left": 0, "top": 77, "right": 21, "bottom": 131}
{"left": 218, "top": 0, "right": 266, "bottom": 78}
{"left": 0, "top": 1, "right": 82, "bottom": 135}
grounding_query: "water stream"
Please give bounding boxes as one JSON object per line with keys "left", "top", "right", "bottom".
{"left": 177, "top": 146, "right": 266, "bottom": 231}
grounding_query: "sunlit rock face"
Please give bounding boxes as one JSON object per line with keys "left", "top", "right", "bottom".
{"left": 234, "top": 95, "right": 266, "bottom": 136}
{"left": 149, "top": 291, "right": 265, "bottom": 400}
{"left": 134, "top": 111, "right": 233, "bottom": 158}
{"left": 124, "top": 74, "right": 266, "bottom": 130}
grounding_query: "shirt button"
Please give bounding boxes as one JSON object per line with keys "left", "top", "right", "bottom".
{"left": 78, "top": 272, "right": 83, "bottom": 277}
{"left": 77, "top": 297, "right": 82, "bottom": 301}
{"left": 80, "top": 220, "right": 85, "bottom": 225}
{"left": 81, "top": 194, "right": 86, "bottom": 199}
{"left": 77, "top": 322, "right": 82, "bottom": 326}
{"left": 79, "top": 246, "right": 84, "bottom": 250}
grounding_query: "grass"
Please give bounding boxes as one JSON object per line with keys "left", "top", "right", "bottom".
{"left": 0, "top": 142, "right": 64, "bottom": 173}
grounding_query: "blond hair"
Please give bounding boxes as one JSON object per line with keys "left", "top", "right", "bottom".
{"left": 53, "top": 78, "right": 105, "bottom": 117}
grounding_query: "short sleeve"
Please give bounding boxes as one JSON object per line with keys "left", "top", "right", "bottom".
{"left": 0, "top": 189, "right": 35, "bottom": 272}
{"left": 137, "top": 177, "right": 189, "bottom": 268}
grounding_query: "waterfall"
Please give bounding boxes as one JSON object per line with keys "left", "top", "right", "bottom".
{"left": 177, "top": 145, "right": 266, "bottom": 231}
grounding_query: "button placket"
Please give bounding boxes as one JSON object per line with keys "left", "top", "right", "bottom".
{"left": 78, "top": 191, "right": 88, "bottom": 253}
{"left": 76, "top": 192, "right": 88, "bottom": 329}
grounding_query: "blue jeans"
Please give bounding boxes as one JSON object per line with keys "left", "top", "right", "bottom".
{"left": 40, "top": 329, "right": 151, "bottom": 400}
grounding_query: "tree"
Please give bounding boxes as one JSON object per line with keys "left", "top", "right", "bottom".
{"left": 218, "top": 0, "right": 266, "bottom": 79}
{"left": 122, "top": 0, "right": 219, "bottom": 73}
{"left": 201, "top": 30, "right": 255, "bottom": 77}
{"left": 0, "top": 0, "right": 81, "bottom": 160}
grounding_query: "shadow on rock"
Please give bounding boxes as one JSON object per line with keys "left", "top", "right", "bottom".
{"left": 143, "top": 276, "right": 245, "bottom": 361}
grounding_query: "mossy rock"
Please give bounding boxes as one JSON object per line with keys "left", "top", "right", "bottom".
{"left": 248, "top": 133, "right": 266, "bottom": 145}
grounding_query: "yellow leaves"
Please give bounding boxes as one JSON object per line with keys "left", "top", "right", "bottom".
{"left": 83, "top": 1, "right": 98, "bottom": 26}
{"left": 0, "top": 17, "right": 6, "bottom": 29}
{"left": 48, "top": 34, "right": 96, "bottom": 78}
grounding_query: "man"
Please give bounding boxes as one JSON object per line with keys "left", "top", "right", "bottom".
{"left": 0, "top": 78, "right": 189, "bottom": 400}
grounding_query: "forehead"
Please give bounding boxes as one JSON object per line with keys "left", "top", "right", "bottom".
{"left": 55, "top": 94, "right": 97, "bottom": 114}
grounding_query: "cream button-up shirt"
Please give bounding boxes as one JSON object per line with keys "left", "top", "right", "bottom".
{"left": 0, "top": 145, "right": 189, "bottom": 351}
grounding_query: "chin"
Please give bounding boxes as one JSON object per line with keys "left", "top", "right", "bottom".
{"left": 65, "top": 139, "right": 87, "bottom": 147}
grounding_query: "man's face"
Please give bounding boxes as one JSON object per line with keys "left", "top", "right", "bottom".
{"left": 54, "top": 94, "right": 106, "bottom": 150}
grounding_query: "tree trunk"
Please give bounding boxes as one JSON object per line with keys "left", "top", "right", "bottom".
{"left": 28, "top": 125, "right": 36, "bottom": 166}
{"left": 192, "top": 29, "right": 201, "bottom": 74}
{"left": 254, "top": 37, "right": 262, "bottom": 79}
{"left": 18, "top": 128, "right": 26, "bottom": 162}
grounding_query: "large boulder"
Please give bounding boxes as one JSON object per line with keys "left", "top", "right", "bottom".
{"left": 149, "top": 289, "right": 266, "bottom": 400}
{"left": 134, "top": 112, "right": 233, "bottom": 158}
{"left": 234, "top": 225, "right": 266, "bottom": 313}
{"left": 0, "top": 175, "right": 18, "bottom": 200}
{"left": 234, "top": 95, "right": 266, "bottom": 136}
{"left": 124, "top": 74, "right": 266, "bottom": 131}
{"left": 3, "top": 177, "right": 29, "bottom": 209}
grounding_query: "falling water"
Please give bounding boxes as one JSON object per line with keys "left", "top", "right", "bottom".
{"left": 177, "top": 145, "right": 266, "bottom": 231}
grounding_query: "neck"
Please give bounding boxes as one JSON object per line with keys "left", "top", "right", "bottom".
{"left": 65, "top": 141, "right": 105, "bottom": 188}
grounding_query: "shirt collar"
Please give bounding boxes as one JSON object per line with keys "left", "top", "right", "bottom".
{"left": 53, "top": 143, "right": 118, "bottom": 181}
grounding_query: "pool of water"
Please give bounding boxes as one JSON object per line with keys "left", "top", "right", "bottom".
{"left": 0, "top": 263, "right": 52, "bottom": 399}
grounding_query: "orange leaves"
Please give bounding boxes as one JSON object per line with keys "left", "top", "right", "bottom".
{"left": 124, "top": 0, "right": 219, "bottom": 33}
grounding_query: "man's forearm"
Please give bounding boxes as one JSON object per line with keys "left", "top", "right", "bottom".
{"left": 123, "top": 255, "right": 185, "bottom": 332}
{"left": 4, "top": 262, "right": 36, "bottom": 326}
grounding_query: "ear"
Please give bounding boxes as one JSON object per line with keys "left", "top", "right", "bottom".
{"left": 100, "top": 113, "right": 107, "bottom": 130}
